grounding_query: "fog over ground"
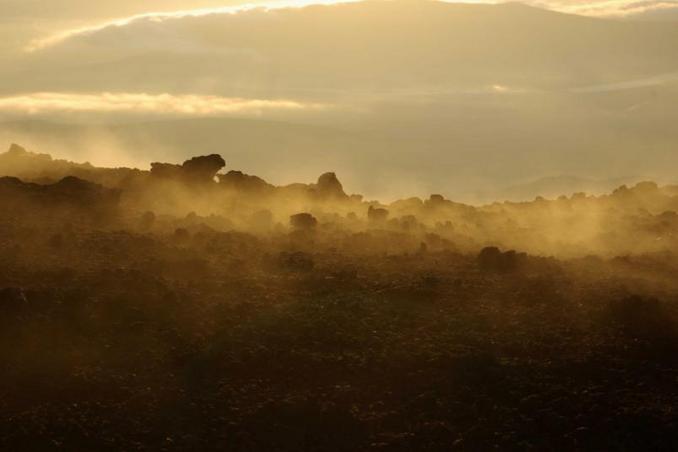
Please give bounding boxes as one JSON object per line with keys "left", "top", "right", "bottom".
{"left": 4, "top": 3, "right": 678, "bottom": 450}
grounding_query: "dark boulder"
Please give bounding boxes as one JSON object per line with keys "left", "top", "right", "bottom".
{"left": 0, "top": 176, "right": 120, "bottom": 213}
{"left": 316, "top": 172, "right": 347, "bottom": 199}
{"left": 368, "top": 205, "right": 389, "bottom": 222}
{"left": 151, "top": 154, "right": 226, "bottom": 184}
{"left": 429, "top": 194, "right": 445, "bottom": 204}
{"left": 478, "top": 247, "right": 524, "bottom": 272}
{"left": 219, "top": 170, "right": 273, "bottom": 193}
{"left": 150, "top": 162, "right": 183, "bottom": 179}
{"left": 290, "top": 213, "right": 318, "bottom": 230}
{"left": 182, "top": 154, "right": 226, "bottom": 182}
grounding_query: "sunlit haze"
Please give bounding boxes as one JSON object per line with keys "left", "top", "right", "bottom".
{"left": 1, "top": 0, "right": 678, "bottom": 199}
{"left": 3, "top": 1, "right": 678, "bottom": 450}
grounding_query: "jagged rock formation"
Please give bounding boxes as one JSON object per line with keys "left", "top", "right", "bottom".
{"left": 150, "top": 154, "right": 225, "bottom": 184}
{"left": 149, "top": 162, "right": 183, "bottom": 179}
{"left": 315, "top": 172, "right": 347, "bottom": 199}
{"left": 0, "top": 143, "right": 93, "bottom": 179}
{"left": 0, "top": 143, "right": 144, "bottom": 188}
{"left": 429, "top": 194, "right": 445, "bottom": 204}
{"left": 0, "top": 176, "right": 120, "bottom": 216}
{"left": 219, "top": 171, "right": 273, "bottom": 193}
{"left": 182, "top": 155, "right": 226, "bottom": 182}
{"left": 5, "top": 144, "right": 678, "bottom": 257}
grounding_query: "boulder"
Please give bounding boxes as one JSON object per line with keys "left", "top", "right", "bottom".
{"left": 478, "top": 246, "right": 524, "bottom": 272}
{"left": 182, "top": 154, "right": 226, "bottom": 182}
{"left": 150, "top": 154, "right": 226, "bottom": 184}
{"left": 290, "top": 213, "right": 318, "bottom": 230}
{"left": 316, "top": 172, "right": 347, "bottom": 199}
{"left": 368, "top": 205, "right": 389, "bottom": 222}
{"left": 219, "top": 170, "right": 273, "bottom": 192}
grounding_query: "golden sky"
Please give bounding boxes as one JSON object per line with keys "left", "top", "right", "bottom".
{"left": 3, "top": 0, "right": 678, "bottom": 53}
{"left": 1, "top": 0, "right": 677, "bottom": 197}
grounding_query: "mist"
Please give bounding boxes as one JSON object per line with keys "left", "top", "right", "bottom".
{"left": 3, "top": 1, "right": 678, "bottom": 450}
{"left": 2, "top": 1, "right": 678, "bottom": 199}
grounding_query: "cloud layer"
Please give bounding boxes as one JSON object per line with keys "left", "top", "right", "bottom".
{"left": 528, "top": 0, "right": 678, "bottom": 17}
{"left": 0, "top": 92, "right": 326, "bottom": 116}
{"left": 24, "top": 0, "right": 678, "bottom": 52}
{"left": 27, "top": 0, "right": 361, "bottom": 51}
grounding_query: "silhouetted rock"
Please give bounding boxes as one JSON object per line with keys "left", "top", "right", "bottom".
{"left": 368, "top": 205, "right": 389, "bottom": 222}
{"left": 429, "top": 194, "right": 445, "bottom": 204}
{"left": 316, "top": 172, "right": 347, "bottom": 199}
{"left": 219, "top": 170, "right": 273, "bottom": 193}
{"left": 0, "top": 176, "right": 120, "bottom": 212}
{"left": 182, "top": 154, "right": 226, "bottom": 182}
{"left": 150, "top": 162, "right": 183, "bottom": 179}
{"left": 7, "top": 143, "right": 28, "bottom": 155}
{"left": 0, "top": 144, "right": 115, "bottom": 185}
{"left": 151, "top": 154, "right": 225, "bottom": 184}
{"left": 478, "top": 246, "right": 524, "bottom": 272}
{"left": 290, "top": 213, "right": 318, "bottom": 230}
{"left": 633, "top": 181, "right": 659, "bottom": 194}
{"left": 1, "top": 143, "right": 52, "bottom": 167}
{"left": 0, "top": 176, "right": 23, "bottom": 188}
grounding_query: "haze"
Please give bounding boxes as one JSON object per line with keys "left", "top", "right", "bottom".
{"left": 2, "top": 0, "right": 678, "bottom": 201}
{"left": 5, "top": 3, "right": 678, "bottom": 450}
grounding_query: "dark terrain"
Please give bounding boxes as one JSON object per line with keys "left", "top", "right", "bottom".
{"left": 1, "top": 144, "right": 678, "bottom": 451}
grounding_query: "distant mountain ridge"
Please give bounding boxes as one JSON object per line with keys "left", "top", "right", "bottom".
{"left": 468, "top": 175, "right": 653, "bottom": 203}
{"left": 3, "top": 142, "right": 678, "bottom": 207}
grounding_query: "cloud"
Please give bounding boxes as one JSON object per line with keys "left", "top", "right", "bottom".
{"left": 0, "top": 92, "right": 328, "bottom": 116}
{"left": 526, "top": 0, "right": 678, "bottom": 17}
{"left": 27, "top": 0, "right": 360, "bottom": 51}
{"left": 5, "top": 0, "right": 678, "bottom": 102}
{"left": 26, "top": 0, "right": 678, "bottom": 52}
{"left": 570, "top": 71, "right": 678, "bottom": 92}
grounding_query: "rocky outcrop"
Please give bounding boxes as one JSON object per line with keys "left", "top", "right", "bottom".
{"left": 315, "top": 172, "right": 347, "bottom": 199}
{"left": 0, "top": 176, "right": 120, "bottom": 213}
{"left": 182, "top": 155, "right": 226, "bottom": 182}
{"left": 219, "top": 171, "right": 273, "bottom": 193}
{"left": 368, "top": 205, "right": 389, "bottom": 222}
{"left": 290, "top": 213, "right": 318, "bottom": 230}
{"left": 150, "top": 154, "right": 226, "bottom": 184}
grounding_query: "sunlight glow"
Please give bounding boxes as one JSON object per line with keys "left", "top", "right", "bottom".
{"left": 27, "top": 0, "right": 362, "bottom": 52}
{"left": 26, "top": 0, "right": 678, "bottom": 52}
{"left": 0, "top": 92, "right": 328, "bottom": 116}
{"left": 527, "top": 0, "right": 678, "bottom": 17}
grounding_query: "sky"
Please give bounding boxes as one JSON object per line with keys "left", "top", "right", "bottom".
{"left": 1, "top": 0, "right": 678, "bottom": 200}
{"left": 1, "top": 0, "right": 677, "bottom": 57}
